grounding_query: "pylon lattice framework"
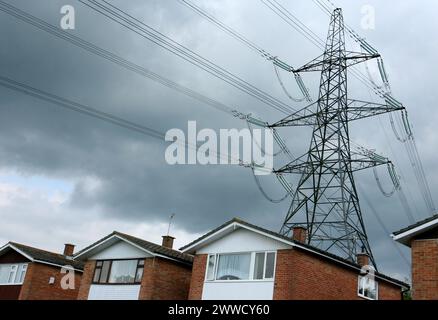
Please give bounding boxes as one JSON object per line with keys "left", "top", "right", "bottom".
{"left": 271, "top": 8, "right": 404, "bottom": 268}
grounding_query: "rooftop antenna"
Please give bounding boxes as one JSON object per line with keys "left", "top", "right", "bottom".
{"left": 167, "top": 213, "right": 176, "bottom": 236}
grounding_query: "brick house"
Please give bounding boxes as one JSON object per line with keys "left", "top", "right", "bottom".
{"left": 181, "top": 218, "right": 408, "bottom": 300}
{"left": 74, "top": 231, "right": 193, "bottom": 300}
{"left": 0, "top": 242, "right": 83, "bottom": 300}
{"left": 392, "top": 214, "right": 438, "bottom": 300}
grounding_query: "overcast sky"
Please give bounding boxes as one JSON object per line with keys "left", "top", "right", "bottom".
{"left": 1, "top": 0, "right": 437, "bottom": 282}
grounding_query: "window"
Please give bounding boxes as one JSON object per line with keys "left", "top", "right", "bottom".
{"left": 135, "top": 260, "right": 144, "bottom": 283}
{"left": 265, "top": 252, "right": 275, "bottom": 279}
{"left": 108, "top": 260, "right": 137, "bottom": 283}
{"left": 8, "top": 265, "right": 17, "bottom": 284}
{"left": 0, "top": 264, "right": 28, "bottom": 285}
{"left": 205, "top": 252, "right": 276, "bottom": 282}
{"left": 254, "top": 253, "right": 265, "bottom": 280}
{"left": 216, "top": 253, "right": 251, "bottom": 280}
{"left": 253, "top": 252, "right": 276, "bottom": 280}
{"left": 206, "top": 255, "right": 216, "bottom": 281}
{"left": 358, "top": 275, "right": 378, "bottom": 300}
{"left": 18, "top": 264, "right": 27, "bottom": 283}
{"left": 93, "top": 260, "right": 111, "bottom": 284}
{"left": 92, "top": 259, "right": 145, "bottom": 284}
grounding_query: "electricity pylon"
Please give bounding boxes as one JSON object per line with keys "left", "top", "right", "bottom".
{"left": 270, "top": 8, "right": 404, "bottom": 268}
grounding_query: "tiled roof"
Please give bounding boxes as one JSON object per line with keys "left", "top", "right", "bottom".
{"left": 180, "top": 218, "right": 408, "bottom": 288}
{"left": 8, "top": 242, "right": 84, "bottom": 270}
{"left": 392, "top": 213, "right": 438, "bottom": 236}
{"left": 114, "top": 232, "right": 193, "bottom": 264}
{"left": 74, "top": 231, "right": 193, "bottom": 264}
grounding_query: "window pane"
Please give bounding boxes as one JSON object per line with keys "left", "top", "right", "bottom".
{"left": 18, "top": 264, "right": 27, "bottom": 283}
{"left": 138, "top": 259, "right": 145, "bottom": 266}
{"left": 216, "top": 253, "right": 251, "bottom": 280}
{"left": 99, "top": 261, "right": 111, "bottom": 283}
{"left": 108, "top": 260, "right": 137, "bottom": 284}
{"left": 254, "top": 253, "right": 265, "bottom": 280}
{"left": 265, "top": 252, "right": 275, "bottom": 279}
{"left": 358, "top": 276, "right": 378, "bottom": 300}
{"left": 0, "top": 264, "right": 10, "bottom": 284}
{"left": 135, "top": 267, "right": 144, "bottom": 283}
{"left": 93, "top": 267, "right": 101, "bottom": 283}
{"left": 96, "top": 261, "right": 103, "bottom": 267}
{"left": 8, "top": 265, "right": 17, "bottom": 284}
{"left": 206, "top": 255, "right": 216, "bottom": 281}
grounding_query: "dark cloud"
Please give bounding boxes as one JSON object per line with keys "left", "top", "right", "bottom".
{"left": 1, "top": 0, "right": 437, "bottom": 279}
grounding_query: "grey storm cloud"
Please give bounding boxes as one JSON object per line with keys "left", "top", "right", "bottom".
{"left": 1, "top": 0, "right": 438, "bottom": 279}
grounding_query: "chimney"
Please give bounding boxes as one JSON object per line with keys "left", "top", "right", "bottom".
{"left": 162, "top": 235, "right": 175, "bottom": 249}
{"left": 63, "top": 243, "right": 75, "bottom": 256}
{"left": 356, "top": 252, "right": 370, "bottom": 267}
{"left": 292, "top": 227, "right": 307, "bottom": 243}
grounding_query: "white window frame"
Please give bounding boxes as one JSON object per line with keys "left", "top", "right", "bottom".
{"left": 206, "top": 254, "right": 217, "bottom": 281}
{"left": 8, "top": 265, "right": 18, "bottom": 284}
{"left": 204, "top": 251, "right": 276, "bottom": 283}
{"left": 18, "top": 264, "right": 28, "bottom": 283}
{"left": 0, "top": 263, "right": 28, "bottom": 285}
{"left": 357, "top": 275, "right": 379, "bottom": 300}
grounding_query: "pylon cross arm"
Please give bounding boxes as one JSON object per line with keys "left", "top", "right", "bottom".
{"left": 270, "top": 99, "right": 403, "bottom": 128}
{"left": 293, "top": 52, "right": 380, "bottom": 73}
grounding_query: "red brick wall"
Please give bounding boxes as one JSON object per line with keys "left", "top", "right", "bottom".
{"left": 77, "top": 261, "right": 96, "bottom": 300}
{"left": 273, "top": 249, "right": 402, "bottom": 300}
{"left": 188, "top": 254, "right": 207, "bottom": 300}
{"left": 18, "top": 262, "right": 82, "bottom": 300}
{"left": 139, "top": 258, "right": 154, "bottom": 300}
{"left": 77, "top": 258, "right": 192, "bottom": 300}
{"left": 412, "top": 239, "right": 438, "bottom": 300}
{"left": 0, "top": 285, "right": 22, "bottom": 300}
{"left": 139, "top": 257, "right": 192, "bottom": 300}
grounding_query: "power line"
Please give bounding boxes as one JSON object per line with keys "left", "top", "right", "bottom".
{"left": 0, "top": 1, "right": 249, "bottom": 120}
{"left": 0, "top": 1, "right": 297, "bottom": 202}
{"left": 177, "top": 0, "right": 266, "bottom": 56}
{"left": 78, "top": 0, "right": 296, "bottom": 115}
{"left": 0, "top": 75, "right": 242, "bottom": 164}
{"left": 0, "top": 76, "right": 164, "bottom": 139}
{"left": 260, "top": 0, "right": 386, "bottom": 97}
{"left": 177, "top": 0, "right": 312, "bottom": 102}
{"left": 360, "top": 190, "right": 411, "bottom": 268}
{"left": 313, "top": 0, "right": 436, "bottom": 215}
{"left": 271, "top": 0, "right": 435, "bottom": 216}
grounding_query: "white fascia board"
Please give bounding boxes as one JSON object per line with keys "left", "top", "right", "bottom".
{"left": 1, "top": 243, "right": 84, "bottom": 272}
{"left": 181, "top": 222, "right": 295, "bottom": 253}
{"left": 6, "top": 244, "right": 35, "bottom": 262}
{"left": 33, "top": 260, "right": 84, "bottom": 273}
{"left": 180, "top": 223, "right": 237, "bottom": 253}
{"left": 392, "top": 218, "right": 438, "bottom": 244}
{"left": 74, "top": 234, "right": 155, "bottom": 259}
{"left": 74, "top": 234, "right": 189, "bottom": 265}
{"left": 113, "top": 235, "right": 190, "bottom": 265}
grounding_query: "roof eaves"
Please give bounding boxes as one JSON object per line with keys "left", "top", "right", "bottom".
{"left": 179, "top": 218, "right": 409, "bottom": 288}
{"left": 392, "top": 214, "right": 438, "bottom": 237}
{"left": 115, "top": 232, "right": 193, "bottom": 264}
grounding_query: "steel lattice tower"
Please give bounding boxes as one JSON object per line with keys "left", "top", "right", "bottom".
{"left": 270, "top": 8, "right": 404, "bottom": 268}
